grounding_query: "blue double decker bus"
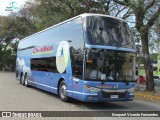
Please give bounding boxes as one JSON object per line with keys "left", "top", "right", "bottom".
{"left": 16, "top": 13, "right": 136, "bottom": 102}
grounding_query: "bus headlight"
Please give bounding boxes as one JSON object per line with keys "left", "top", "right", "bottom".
{"left": 84, "top": 85, "right": 101, "bottom": 92}
{"left": 128, "top": 87, "right": 135, "bottom": 92}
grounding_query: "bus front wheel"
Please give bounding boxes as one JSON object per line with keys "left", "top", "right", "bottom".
{"left": 59, "top": 81, "right": 69, "bottom": 102}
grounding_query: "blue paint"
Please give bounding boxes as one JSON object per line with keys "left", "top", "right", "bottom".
{"left": 16, "top": 14, "right": 136, "bottom": 102}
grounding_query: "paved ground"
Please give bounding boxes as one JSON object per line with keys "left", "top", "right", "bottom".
{"left": 0, "top": 72, "right": 160, "bottom": 120}
{"left": 0, "top": 72, "right": 86, "bottom": 111}
{"left": 0, "top": 72, "right": 89, "bottom": 120}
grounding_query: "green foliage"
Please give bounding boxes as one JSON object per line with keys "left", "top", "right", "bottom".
{"left": 154, "top": 19, "right": 160, "bottom": 51}
{"left": 150, "top": 53, "right": 158, "bottom": 62}
{"left": 0, "top": 41, "right": 18, "bottom": 71}
{"left": 0, "top": 0, "right": 159, "bottom": 77}
{"left": 113, "top": 0, "right": 160, "bottom": 91}
{"left": 0, "top": 0, "right": 124, "bottom": 72}
{"left": 0, "top": 13, "right": 36, "bottom": 71}
{"left": 26, "top": 0, "right": 112, "bottom": 30}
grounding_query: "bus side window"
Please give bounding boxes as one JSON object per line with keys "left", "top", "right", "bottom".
{"left": 74, "top": 59, "right": 83, "bottom": 79}
{"left": 70, "top": 47, "right": 83, "bottom": 79}
{"left": 31, "top": 57, "right": 58, "bottom": 72}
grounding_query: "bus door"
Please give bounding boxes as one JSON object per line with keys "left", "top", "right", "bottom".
{"left": 71, "top": 60, "right": 83, "bottom": 100}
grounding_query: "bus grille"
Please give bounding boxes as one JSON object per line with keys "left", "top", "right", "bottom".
{"left": 102, "top": 91, "right": 127, "bottom": 98}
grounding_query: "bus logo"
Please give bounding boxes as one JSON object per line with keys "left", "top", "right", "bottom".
{"left": 114, "top": 84, "right": 119, "bottom": 88}
{"left": 97, "top": 84, "right": 112, "bottom": 88}
{"left": 32, "top": 46, "right": 53, "bottom": 55}
{"left": 56, "top": 41, "right": 69, "bottom": 73}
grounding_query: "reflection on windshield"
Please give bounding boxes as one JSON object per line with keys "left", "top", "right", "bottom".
{"left": 85, "top": 16, "right": 135, "bottom": 48}
{"left": 85, "top": 49, "right": 135, "bottom": 81}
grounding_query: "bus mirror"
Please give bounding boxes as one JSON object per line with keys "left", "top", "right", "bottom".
{"left": 130, "top": 56, "right": 134, "bottom": 63}
{"left": 86, "top": 51, "right": 93, "bottom": 63}
{"left": 67, "top": 40, "right": 72, "bottom": 43}
{"left": 99, "top": 27, "right": 103, "bottom": 31}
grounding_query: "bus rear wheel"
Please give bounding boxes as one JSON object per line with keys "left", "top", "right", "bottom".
{"left": 59, "top": 81, "right": 69, "bottom": 102}
{"left": 24, "top": 75, "right": 29, "bottom": 87}
{"left": 20, "top": 74, "right": 23, "bottom": 84}
{"left": 21, "top": 75, "right": 25, "bottom": 85}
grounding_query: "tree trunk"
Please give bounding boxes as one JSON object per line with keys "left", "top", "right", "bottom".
{"left": 140, "top": 29, "right": 154, "bottom": 92}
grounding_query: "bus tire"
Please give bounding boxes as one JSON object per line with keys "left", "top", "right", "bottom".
{"left": 59, "top": 81, "right": 69, "bottom": 102}
{"left": 24, "top": 74, "right": 29, "bottom": 87}
{"left": 22, "top": 75, "right": 25, "bottom": 85}
{"left": 20, "top": 73, "right": 23, "bottom": 84}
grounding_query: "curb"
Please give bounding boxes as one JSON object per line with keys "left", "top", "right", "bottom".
{"left": 135, "top": 92, "right": 160, "bottom": 101}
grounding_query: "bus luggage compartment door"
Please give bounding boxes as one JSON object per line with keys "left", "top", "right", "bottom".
{"left": 72, "top": 77, "right": 82, "bottom": 101}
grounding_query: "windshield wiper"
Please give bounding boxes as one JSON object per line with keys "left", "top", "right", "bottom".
{"left": 101, "top": 77, "right": 113, "bottom": 84}
{"left": 117, "top": 42, "right": 131, "bottom": 48}
{"left": 101, "top": 78, "right": 130, "bottom": 85}
{"left": 122, "top": 80, "right": 129, "bottom": 85}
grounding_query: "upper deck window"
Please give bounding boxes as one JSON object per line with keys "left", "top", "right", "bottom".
{"left": 84, "top": 16, "right": 135, "bottom": 49}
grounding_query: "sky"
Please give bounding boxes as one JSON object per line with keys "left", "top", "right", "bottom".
{"left": 0, "top": 0, "right": 26, "bottom": 16}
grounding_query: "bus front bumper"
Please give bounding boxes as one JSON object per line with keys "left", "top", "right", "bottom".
{"left": 81, "top": 90, "right": 134, "bottom": 102}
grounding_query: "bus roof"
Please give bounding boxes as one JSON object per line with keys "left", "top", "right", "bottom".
{"left": 20, "top": 13, "right": 126, "bottom": 42}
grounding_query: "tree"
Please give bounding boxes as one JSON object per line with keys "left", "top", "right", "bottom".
{"left": 0, "top": 16, "right": 17, "bottom": 70}
{"left": 113, "top": 0, "right": 160, "bottom": 91}
{"left": 0, "top": 16, "right": 16, "bottom": 45}
{"left": 154, "top": 18, "right": 160, "bottom": 51}
{"left": 26, "top": 0, "right": 131, "bottom": 30}
{"left": 0, "top": 12, "right": 37, "bottom": 71}
{"left": 1, "top": 0, "right": 116, "bottom": 71}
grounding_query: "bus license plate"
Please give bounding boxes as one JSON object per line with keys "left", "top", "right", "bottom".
{"left": 111, "top": 95, "right": 119, "bottom": 98}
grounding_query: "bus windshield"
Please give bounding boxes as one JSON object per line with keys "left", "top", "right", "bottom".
{"left": 84, "top": 16, "right": 135, "bottom": 48}
{"left": 85, "top": 49, "right": 135, "bottom": 82}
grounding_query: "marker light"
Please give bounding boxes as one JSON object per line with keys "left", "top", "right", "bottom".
{"left": 84, "top": 85, "right": 101, "bottom": 92}
{"left": 128, "top": 87, "right": 135, "bottom": 92}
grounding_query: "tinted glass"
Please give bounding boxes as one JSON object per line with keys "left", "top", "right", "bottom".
{"left": 18, "top": 17, "right": 84, "bottom": 51}
{"left": 70, "top": 48, "right": 84, "bottom": 79}
{"left": 84, "top": 16, "right": 135, "bottom": 48}
{"left": 85, "top": 48, "right": 135, "bottom": 82}
{"left": 31, "top": 57, "right": 58, "bottom": 72}
{"left": 68, "top": 18, "right": 84, "bottom": 79}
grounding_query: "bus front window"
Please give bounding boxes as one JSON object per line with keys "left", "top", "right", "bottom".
{"left": 85, "top": 16, "right": 135, "bottom": 49}
{"left": 84, "top": 49, "right": 135, "bottom": 82}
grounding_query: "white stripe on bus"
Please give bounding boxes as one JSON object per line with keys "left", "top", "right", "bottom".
{"left": 67, "top": 90, "right": 97, "bottom": 95}
{"left": 28, "top": 80, "right": 57, "bottom": 90}
{"left": 28, "top": 80, "right": 97, "bottom": 95}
